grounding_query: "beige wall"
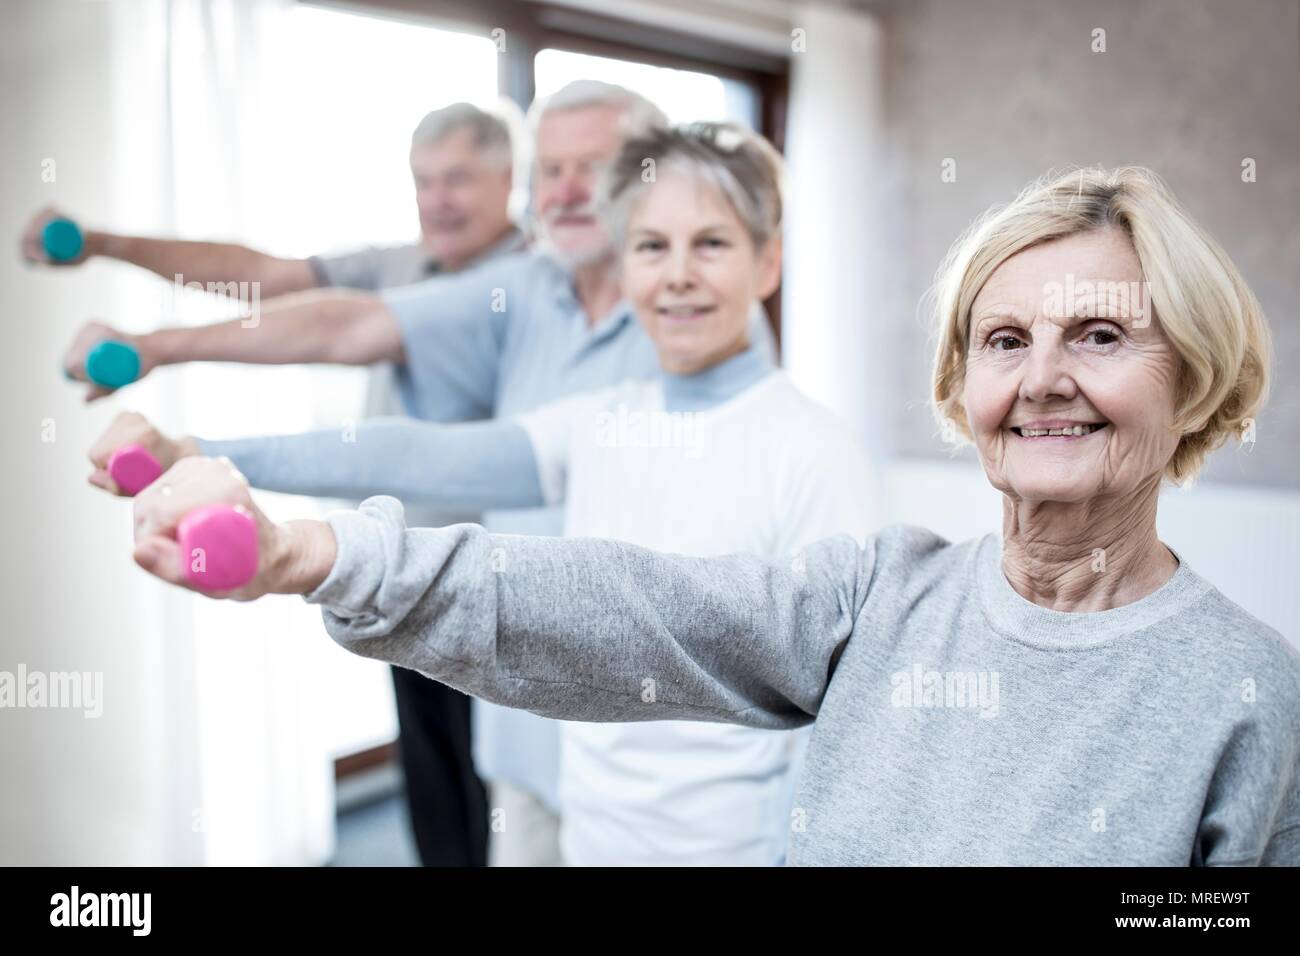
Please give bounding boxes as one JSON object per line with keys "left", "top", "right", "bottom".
{"left": 870, "top": 0, "right": 1299, "bottom": 488}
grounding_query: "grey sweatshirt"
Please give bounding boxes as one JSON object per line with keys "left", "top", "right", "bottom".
{"left": 304, "top": 496, "right": 1300, "bottom": 866}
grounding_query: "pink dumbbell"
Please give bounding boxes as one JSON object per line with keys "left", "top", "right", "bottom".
{"left": 176, "top": 503, "right": 259, "bottom": 591}
{"left": 107, "top": 444, "right": 259, "bottom": 590}
{"left": 107, "top": 443, "right": 164, "bottom": 496}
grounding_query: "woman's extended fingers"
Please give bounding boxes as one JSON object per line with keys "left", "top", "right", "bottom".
{"left": 132, "top": 520, "right": 246, "bottom": 599}
{"left": 131, "top": 531, "right": 188, "bottom": 591}
{"left": 88, "top": 467, "right": 117, "bottom": 495}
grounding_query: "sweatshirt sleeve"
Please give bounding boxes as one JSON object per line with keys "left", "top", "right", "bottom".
{"left": 1259, "top": 823, "right": 1300, "bottom": 865}
{"left": 1199, "top": 745, "right": 1300, "bottom": 866}
{"left": 304, "top": 495, "right": 871, "bottom": 729}
{"left": 197, "top": 417, "right": 544, "bottom": 511}
{"left": 1195, "top": 634, "right": 1300, "bottom": 866}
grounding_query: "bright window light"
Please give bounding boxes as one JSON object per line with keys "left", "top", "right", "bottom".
{"left": 534, "top": 48, "right": 757, "bottom": 127}
{"left": 254, "top": 6, "right": 500, "bottom": 258}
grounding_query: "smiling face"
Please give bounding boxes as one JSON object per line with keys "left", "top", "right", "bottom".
{"left": 962, "top": 227, "right": 1183, "bottom": 504}
{"left": 410, "top": 126, "right": 512, "bottom": 270}
{"left": 621, "top": 170, "right": 780, "bottom": 374}
{"left": 533, "top": 104, "right": 627, "bottom": 266}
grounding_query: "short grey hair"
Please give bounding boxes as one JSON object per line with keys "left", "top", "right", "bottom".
{"left": 527, "top": 80, "right": 668, "bottom": 140}
{"left": 601, "top": 122, "right": 784, "bottom": 250}
{"left": 411, "top": 102, "right": 513, "bottom": 169}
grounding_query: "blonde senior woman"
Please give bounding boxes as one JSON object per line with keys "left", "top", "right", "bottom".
{"left": 121, "top": 167, "right": 1298, "bottom": 865}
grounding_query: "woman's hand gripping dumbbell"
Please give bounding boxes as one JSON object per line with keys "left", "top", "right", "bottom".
{"left": 129, "top": 456, "right": 335, "bottom": 600}
{"left": 87, "top": 412, "right": 199, "bottom": 495}
{"left": 85, "top": 412, "right": 332, "bottom": 596}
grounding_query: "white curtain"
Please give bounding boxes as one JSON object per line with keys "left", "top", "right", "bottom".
{"left": 92, "top": 0, "right": 508, "bottom": 865}
{"left": 108, "top": 0, "right": 336, "bottom": 866}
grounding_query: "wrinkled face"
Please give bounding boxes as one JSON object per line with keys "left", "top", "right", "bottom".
{"left": 410, "top": 126, "right": 512, "bottom": 269}
{"left": 962, "top": 227, "right": 1182, "bottom": 504}
{"left": 622, "top": 171, "right": 779, "bottom": 374}
{"left": 533, "top": 104, "right": 626, "bottom": 266}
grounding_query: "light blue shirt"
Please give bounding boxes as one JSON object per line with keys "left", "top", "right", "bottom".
{"left": 384, "top": 250, "right": 777, "bottom": 809}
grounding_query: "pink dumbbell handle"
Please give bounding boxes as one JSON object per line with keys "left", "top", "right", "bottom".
{"left": 176, "top": 504, "right": 259, "bottom": 591}
{"left": 107, "top": 443, "right": 164, "bottom": 496}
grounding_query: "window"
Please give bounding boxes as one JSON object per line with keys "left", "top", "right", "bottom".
{"left": 257, "top": 5, "right": 500, "bottom": 256}
{"left": 533, "top": 47, "right": 759, "bottom": 128}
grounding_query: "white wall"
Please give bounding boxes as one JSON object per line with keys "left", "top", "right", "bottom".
{"left": 781, "top": 4, "right": 891, "bottom": 461}
{"left": 883, "top": 459, "right": 1300, "bottom": 647}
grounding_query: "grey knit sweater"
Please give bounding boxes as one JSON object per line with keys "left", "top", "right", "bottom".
{"left": 304, "top": 496, "right": 1300, "bottom": 865}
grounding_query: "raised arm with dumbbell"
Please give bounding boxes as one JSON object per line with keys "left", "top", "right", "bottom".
{"left": 60, "top": 287, "right": 402, "bottom": 401}
{"left": 21, "top": 206, "right": 319, "bottom": 292}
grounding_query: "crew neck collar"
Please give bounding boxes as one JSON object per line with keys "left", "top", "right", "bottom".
{"left": 661, "top": 342, "right": 774, "bottom": 413}
{"left": 974, "top": 533, "right": 1208, "bottom": 649}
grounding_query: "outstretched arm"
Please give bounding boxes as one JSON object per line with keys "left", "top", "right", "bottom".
{"left": 126, "top": 460, "right": 868, "bottom": 728}
{"left": 197, "top": 417, "right": 544, "bottom": 510}
{"left": 61, "top": 288, "right": 402, "bottom": 402}
{"left": 97, "top": 235, "right": 317, "bottom": 298}
{"left": 128, "top": 460, "right": 868, "bottom": 730}
{"left": 310, "top": 498, "right": 863, "bottom": 729}
{"left": 138, "top": 288, "right": 402, "bottom": 367}
{"left": 88, "top": 411, "right": 545, "bottom": 512}
{"left": 22, "top": 206, "right": 318, "bottom": 297}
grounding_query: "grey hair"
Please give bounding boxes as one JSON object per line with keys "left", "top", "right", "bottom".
{"left": 527, "top": 79, "right": 668, "bottom": 140}
{"left": 411, "top": 102, "right": 513, "bottom": 169}
{"left": 600, "top": 122, "right": 784, "bottom": 250}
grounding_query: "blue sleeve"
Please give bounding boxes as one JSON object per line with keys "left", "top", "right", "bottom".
{"left": 197, "top": 417, "right": 544, "bottom": 510}
{"left": 308, "top": 247, "right": 385, "bottom": 291}
{"left": 382, "top": 253, "right": 532, "bottom": 423}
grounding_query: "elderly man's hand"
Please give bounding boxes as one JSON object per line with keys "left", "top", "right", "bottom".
{"left": 88, "top": 411, "right": 199, "bottom": 496}
{"left": 62, "top": 320, "right": 156, "bottom": 402}
{"left": 20, "top": 206, "right": 91, "bottom": 266}
{"left": 131, "top": 456, "right": 336, "bottom": 601}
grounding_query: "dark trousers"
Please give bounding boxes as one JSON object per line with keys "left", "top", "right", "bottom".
{"left": 390, "top": 665, "right": 489, "bottom": 866}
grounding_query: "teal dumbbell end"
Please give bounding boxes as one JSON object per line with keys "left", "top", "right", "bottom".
{"left": 85, "top": 341, "right": 140, "bottom": 389}
{"left": 42, "top": 218, "right": 84, "bottom": 261}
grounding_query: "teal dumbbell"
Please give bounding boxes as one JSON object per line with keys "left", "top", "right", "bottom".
{"left": 85, "top": 340, "right": 141, "bottom": 389}
{"left": 42, "top": 218, "right": 85, "bottom": 262}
